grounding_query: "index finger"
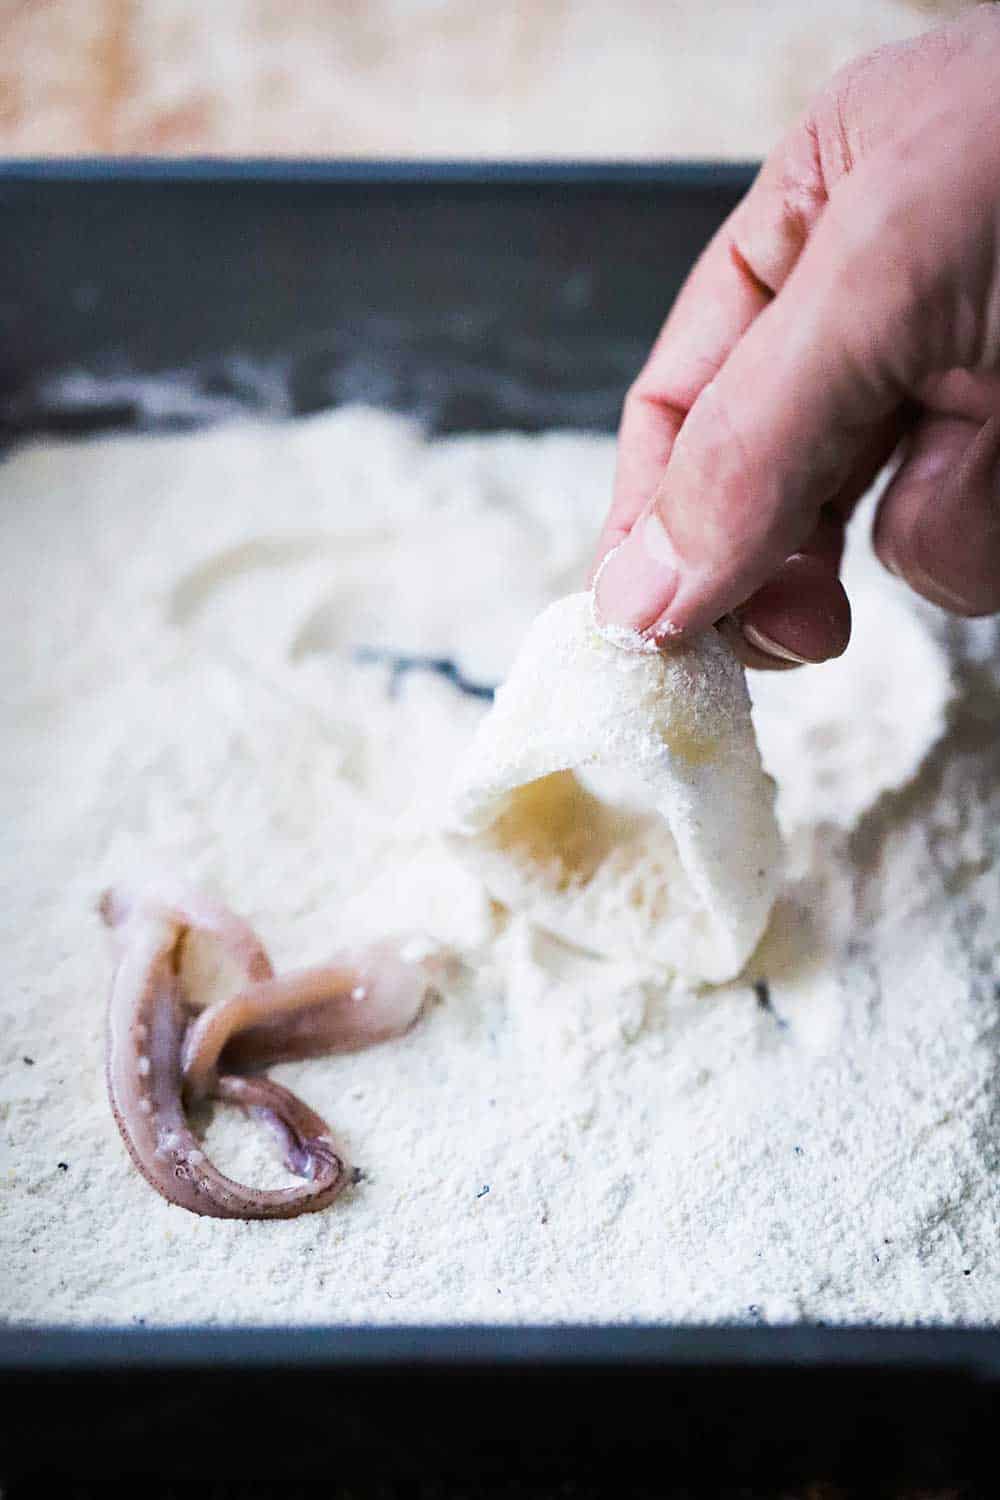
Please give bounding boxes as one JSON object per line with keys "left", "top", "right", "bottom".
{"left": 591, "top": 123, "right": 833, "bottom": 577}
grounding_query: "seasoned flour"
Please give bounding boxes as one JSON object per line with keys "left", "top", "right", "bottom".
{"left": 1, "top": 406, "right": 997, "bottom": 1326}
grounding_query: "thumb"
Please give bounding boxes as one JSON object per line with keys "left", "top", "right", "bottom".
{"left": 594, "top": 119, "right": 997, "bottom": 640}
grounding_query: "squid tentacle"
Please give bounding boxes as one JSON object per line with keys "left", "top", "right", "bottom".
{"left": 100, "top": 883, "right": 434, "bottom": 1221}
{"left": 182, "top": 945, "right": 429, "bottom": 1100}
{"left": 215, "top": 1073, "right": 345, "bottom": 1182}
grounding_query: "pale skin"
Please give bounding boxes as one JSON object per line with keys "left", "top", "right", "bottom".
{"left": 593, "top": 6, "right": 1000, "bottom": 669}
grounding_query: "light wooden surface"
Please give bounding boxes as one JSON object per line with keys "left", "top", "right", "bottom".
{"left": 0, "top": 0, "right": 970, "bottom": 159}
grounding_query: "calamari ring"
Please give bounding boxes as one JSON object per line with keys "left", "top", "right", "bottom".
{"left": 448, "top": 593, "right": 781, "bottom": 983}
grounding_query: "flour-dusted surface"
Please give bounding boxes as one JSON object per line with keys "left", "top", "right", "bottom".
{"left": 1, "top": 406, "right": 997, "bottom": 1326}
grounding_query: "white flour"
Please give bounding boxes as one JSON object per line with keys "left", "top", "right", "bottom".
{"left": 1, "top": 405, "right": 997, "bottom": 1326}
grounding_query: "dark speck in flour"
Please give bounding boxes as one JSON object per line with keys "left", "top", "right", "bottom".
{"left": 354, "top": 646, "right": 496, "bottom": 702}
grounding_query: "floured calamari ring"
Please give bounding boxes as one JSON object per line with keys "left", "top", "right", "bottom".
{"left": 448, "top": 593, "right": 781, "bottom": 983}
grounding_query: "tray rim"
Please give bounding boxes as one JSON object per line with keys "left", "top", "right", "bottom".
{"left": 2, "top": 1323, "right": 999, "bottom": 1372}
{"left": 0, "top": 156, "right": 759, "bottom": 187}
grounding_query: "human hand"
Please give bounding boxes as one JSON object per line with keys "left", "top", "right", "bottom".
{"left": 592, "top": 6, "right": 1000, "bottom": 669}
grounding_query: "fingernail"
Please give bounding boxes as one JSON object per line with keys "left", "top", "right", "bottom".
{"left": 879, "top": 547, "right": 904, "bottom": 581}
{"left": 903, "top": 561, "right": 976, "bottom": 615}
{"left": 593, "top": 509, "right": 679, "bottom": 632}
{"left": 740, "top": 620, "right": 813, "bottom": 665}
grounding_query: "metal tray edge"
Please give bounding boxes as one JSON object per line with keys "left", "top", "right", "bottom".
{"left": 0, "top": 156, "right": 759, "bottom": 188}
{"left": 1, "top": 1324, "right": 998, "bottom": 1374}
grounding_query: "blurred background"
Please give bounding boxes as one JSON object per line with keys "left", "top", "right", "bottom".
{"left": 0, "top": 0, "right": 973, "bottom": 160}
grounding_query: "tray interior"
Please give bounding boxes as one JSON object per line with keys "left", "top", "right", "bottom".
{"left": 0, "top": 162, "right": 752, "bottom": 439}
{"left": 0, "top": 162, "right": 997, "bottom": 1492}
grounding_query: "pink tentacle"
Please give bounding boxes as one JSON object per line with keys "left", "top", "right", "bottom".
{"left": 182, "top": 943, "right": 429, "bottom": 1100}
{"left": 99, "top": 882, "right": 434, "bottom": 1221}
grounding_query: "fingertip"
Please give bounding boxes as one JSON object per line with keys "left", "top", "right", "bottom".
{"left": 874, "top": 415, "right": 1000, "bottom": 618}
{"left": 592, "top": 508, "right": 681, "bottom": 634}
{"left": 732, "top": 553, "right": 852, "bottom": 669}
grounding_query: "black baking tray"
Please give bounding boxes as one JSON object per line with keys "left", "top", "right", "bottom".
{"left": 0, "top": 161, "right": 997, "bottom": 1495}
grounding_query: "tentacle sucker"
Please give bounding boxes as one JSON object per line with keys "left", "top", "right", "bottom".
{"left": 100, "top": 883, "right": 436, "bottom": 1220}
